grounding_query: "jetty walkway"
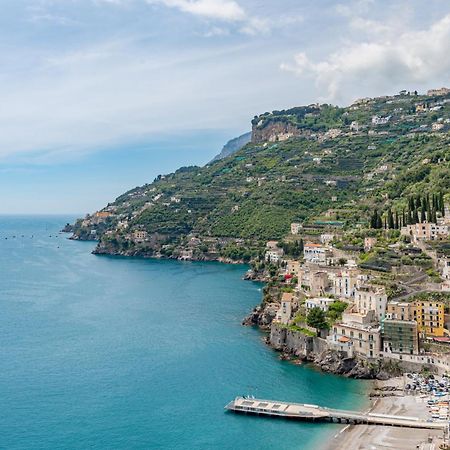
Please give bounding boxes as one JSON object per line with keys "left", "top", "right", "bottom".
{"left": 225, "top": 397, "right": 447, "bottom": 430}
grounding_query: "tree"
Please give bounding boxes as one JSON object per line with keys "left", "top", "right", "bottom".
{"left": 387, "top": 209, "right": 394, "bottom": 229}
{"left": 377, "top": 213, "right": 383, "bottom": 229}
{"left": 327, "top": 300, "right": 348, "bottom": 322}
{"left": 307, "top": 307, "right": 329, "bottom": 330}
{"left": 439, "top": 191, "right": 445, "bottom": 216}
{"left": 370, "top": 210, "right": 383, "bottom": 229}
{"left": 431, "top": 208, "right": 437, "bottom": 223}
{"left": 420, "top": 207, "right": 426, "bottom": 223}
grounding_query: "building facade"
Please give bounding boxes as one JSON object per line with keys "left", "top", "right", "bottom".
{"left": 385, "top": 301, "right": 416, "bottom": 321}
{"left": 274, "top": 293, "right": 293, "bottom": 324}
{"left": 415, "top": 301, "right": 445, "bottom": 337}
{"left": 303, "top": 243, "right": 332, "bottom": 264}
{"left": 305, "top": 297, "right": 336, "bottom": 312}
{"left": 330, "top": 269, "right": 359, "bottom": 298}
{"left": 291, "top": 223, "right": 301, "bottom": 235}
{"left": 328, "top": 322, "right": 381, "bottom": 358}
{"left": 401, "top": 222, "right": 449, "bottom": 242}
{"left": 382, "top": 319, "right": 419, "bottom": 355}
{"left": 354, "top": 285, "right": 387, "bottom": 322}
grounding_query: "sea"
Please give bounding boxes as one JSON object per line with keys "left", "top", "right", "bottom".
{"left": 0, "top": 215, "right": 368, "bottom": 450}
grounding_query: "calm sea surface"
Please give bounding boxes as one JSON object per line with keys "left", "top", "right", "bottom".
{"left": 0, "top": 216, "right": 368, "bottom": 450}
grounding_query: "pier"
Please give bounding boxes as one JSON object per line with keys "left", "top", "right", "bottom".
{"left": 225, "top": 397, "right": 447, "bottom": 430}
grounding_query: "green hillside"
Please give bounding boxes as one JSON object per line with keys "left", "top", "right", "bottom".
{"left": 71, "top": 89, "right": 450, "bottom": 260}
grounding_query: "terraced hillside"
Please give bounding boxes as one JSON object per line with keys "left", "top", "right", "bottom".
{"left": 70, "top": 89, "right": 450, "bottom": 261}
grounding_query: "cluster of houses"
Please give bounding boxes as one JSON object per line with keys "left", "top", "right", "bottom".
{"left": 267, "top": 225, "right": 449, "bottom": 364}
{"left": 401, "top": 222, "right": 449, "bottom": 243}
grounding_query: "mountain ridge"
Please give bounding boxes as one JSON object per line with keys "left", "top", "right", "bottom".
{"left": 210, "top": 132, "right": 251, "bottom": 162}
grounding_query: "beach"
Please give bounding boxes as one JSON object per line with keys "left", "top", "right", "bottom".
{"left": 324, "top": 377, "right": 448, "bottom": 450}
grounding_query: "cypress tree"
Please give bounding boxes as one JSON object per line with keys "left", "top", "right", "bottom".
{"left": 415, "top": 196, "right": 421, "bottom": 209}
{"left": 377, "top": 213, "right": 383, "bottom": 229}
{"left": 387, "top": 210, "right": 395, "bottom": 229}
{"left": 395, "top": 211, "right": 399, "bottom": 229}
{"left": 370, "top": 211, "right": 376, "bottom": 228}
{"left": 413, "top": 209, "right": 419, "bottom": 224}
{"left": 371, "top": 210, "right": 381, "bottom": 229}
{"left": 402, "top": 209, "right": 406, "bottom": 227}
{"left": 432, "top": 208, "right": 437, "bottom": 223}
{"left": 439, "top": 192, "right": 445, "bottom": 216}
{"left": 420, "top": 207, "right": 426, "bottom": 223}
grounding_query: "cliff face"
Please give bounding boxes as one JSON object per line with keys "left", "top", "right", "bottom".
{"left": 251, "top": 121, "right": 304, "bottom": 144}
{"left": 268, "top": 324, "right": 391, "bottom": 379}
{"left": 211, "top": 132, "right": 251, "bottom": 162}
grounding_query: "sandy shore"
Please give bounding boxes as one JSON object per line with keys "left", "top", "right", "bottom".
{"left": 323, "top": 378, "right": 446, "bottom": 450}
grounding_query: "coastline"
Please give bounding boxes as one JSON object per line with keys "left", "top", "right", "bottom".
{"left": 66, "top": 231, "right": 446, "bottom": 450}
{"left": 322, "top": 377, "right": 445, "bottom": 450}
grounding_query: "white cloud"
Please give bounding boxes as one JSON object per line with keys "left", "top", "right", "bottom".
{"left": 146, "top": 0, "right": 295, "bottom": 36}
{"left": 147, "top": 0, "right": 246, "bottom": 21}
{"left": 28, "top": 13, "right": 79, "bottom": 26}
{"left": 281, "top": 14, "right": 450, "bottom": 100}
{"left": 0, "top": 38, "right": 264, "bottom": 161}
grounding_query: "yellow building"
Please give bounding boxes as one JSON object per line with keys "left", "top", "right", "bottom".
{"left": 415, "top": 301, "right": 445, "bottom": 337}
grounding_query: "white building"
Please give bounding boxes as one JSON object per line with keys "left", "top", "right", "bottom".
{"left": 371, "top": 115, "right": 391, "bottom": 125}
{"left": 441, "top": 258, "right": 450, "bottom": 281}
{"left": 265, "top": 248, "right": 284, "bottom": 263}
{"left": 330, "top": 270, "right": 359, "bottom": 298}
{"left": 305, "top": 297, "right": 336, "bottom": 312}
{"left": 303, "top": 243, "right": 332, "bottom": 264}
{"left": 328, "top": 321, "right": 381, "bottom": 359}
{"left": 350, "top": 121, "right": 360, "bottom": 131}
{"left": 354, "top": 285, "right": 387, "bottom": 322}
{"left": 291, "top": 223, "right": 301, "bottom": 235}
{"left": 320, "top": 233, "right": 334, "bottom": 245}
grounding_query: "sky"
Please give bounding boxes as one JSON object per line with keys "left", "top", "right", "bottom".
{"left": 1, "top": 0, "right": 449, "bottom": 214}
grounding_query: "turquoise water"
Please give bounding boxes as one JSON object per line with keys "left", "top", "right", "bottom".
{"left": 0, "top": 216, "right": 368, "bottom": 450}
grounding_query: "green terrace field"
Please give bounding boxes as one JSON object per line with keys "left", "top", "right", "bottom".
{"left": 72, "top": 91, "right": 450, "bottom": 245}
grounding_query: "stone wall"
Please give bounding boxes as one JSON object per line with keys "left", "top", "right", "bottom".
{"left": 269, "top": 324, "right": 313, "bottom": 357}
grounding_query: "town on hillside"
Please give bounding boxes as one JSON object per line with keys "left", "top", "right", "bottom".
{"left": 66, "top": 88, "right": 450, "bottom": 376}
{"left": 247, "top": 196, "right": 450, "bottom": 376}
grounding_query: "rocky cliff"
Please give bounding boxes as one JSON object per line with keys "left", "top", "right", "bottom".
{"left": 268, "top": 324, "right": 396, "bottom": 379}
{"left": 211, "top": 132, "right": 251, "bottom": 162}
